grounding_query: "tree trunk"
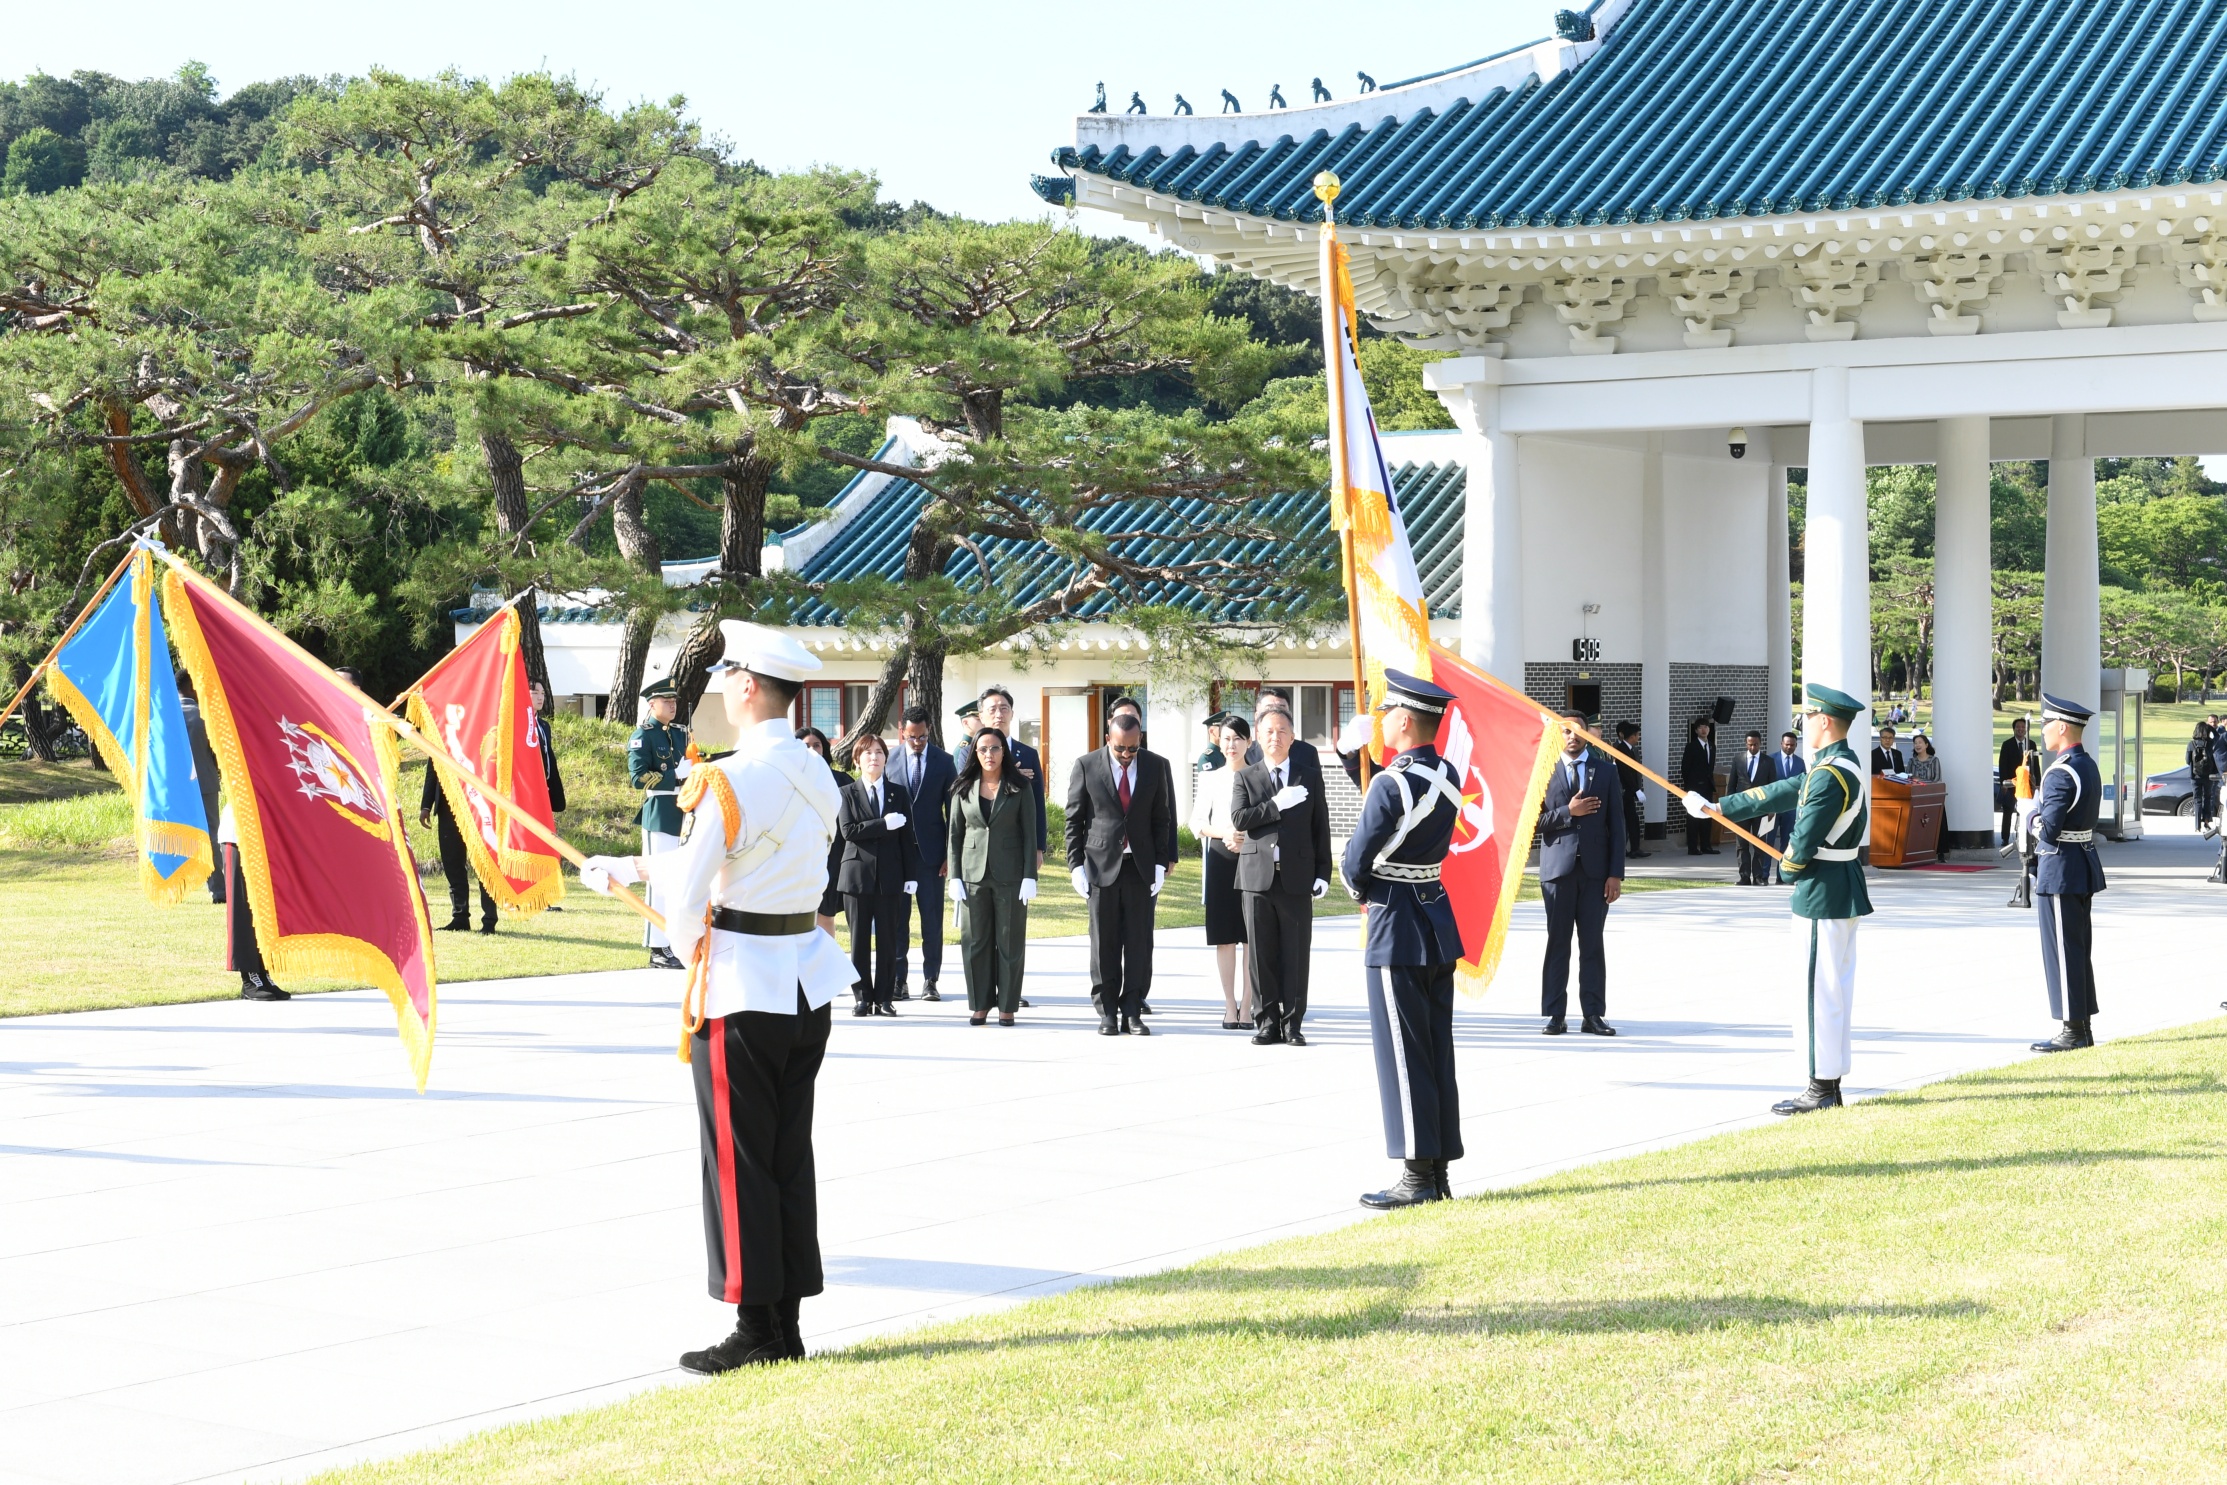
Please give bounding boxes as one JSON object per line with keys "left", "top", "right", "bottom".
{"left": 18, "top": 678, "right": 59, "bottom": 763}
{"left": 481, "top": 432, "right": 552, "bottom": 700}
{"left": 669, "top": 451, "right": 775, "bottom": 719}
{"left": 607, "top": 471, "right": 663, "bottom": 726}
{"left": 836, "top": 647, "right": 910, "bottom": 766}
{"left": 609, "top": 606, "right": 658, "bottom": 728}
{"left": 905, "top": 632, "right": 949, "bottom": 744}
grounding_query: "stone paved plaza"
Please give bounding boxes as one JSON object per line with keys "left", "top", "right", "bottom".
{"left": 3, "top": 828, "right": 2221, "bottom": 1484}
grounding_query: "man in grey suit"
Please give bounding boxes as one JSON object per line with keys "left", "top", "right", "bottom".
{"left": 1537, "top": 710, "right": 1625, "bottom": 1036}
{"left": 1230, "top": 708, "right": 1332, "bottom": 1046}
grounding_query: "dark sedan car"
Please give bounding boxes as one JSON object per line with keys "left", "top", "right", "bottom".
{"left": 2143, "top": 765, "right": 2197, "bottom": 817}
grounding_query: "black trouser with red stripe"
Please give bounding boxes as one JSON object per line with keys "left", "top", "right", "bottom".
{"left": 691, "top": 989, "right": 831, "bottom": 1305}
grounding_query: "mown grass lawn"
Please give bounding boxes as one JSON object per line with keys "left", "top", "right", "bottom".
{"left": 313, "top": 1020, "right": 2227, "bottom": 1485}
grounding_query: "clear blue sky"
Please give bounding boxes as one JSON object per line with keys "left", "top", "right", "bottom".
{"left": 23, "top": 0, "right": 1546, "bottom": 230}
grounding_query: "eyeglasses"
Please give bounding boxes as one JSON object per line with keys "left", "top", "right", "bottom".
{"left": 1109, "top": 743, "right": 1141, "bottom": 758}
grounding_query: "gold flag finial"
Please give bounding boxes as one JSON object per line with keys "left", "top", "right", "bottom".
{"left": 1312, "top": 171, "right": 1342, "bottom": 204}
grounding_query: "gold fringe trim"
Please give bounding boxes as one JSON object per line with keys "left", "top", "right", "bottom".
{"left": 405, "top": 666, "right": 565, "bottom": 919}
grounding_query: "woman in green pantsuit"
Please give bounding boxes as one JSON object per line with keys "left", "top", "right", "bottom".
{"left": 947, "top": 727, "right": 1039, "bottom": 1025}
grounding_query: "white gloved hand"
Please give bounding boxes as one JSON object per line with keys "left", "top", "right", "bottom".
{"left": 1338, "top": 713, "right": 1375, "bottom": 754}
{"left": 1682, "top": 790, "right": 1714, "bottom": 817}
{"left": 1151, "top": 864, "right": 1166, "bottom": 897}
{"left": 674, "top": 759, "right": 694, "bottom": 780}
{"left": 883, "top": 812, "right": 907, "bottom": 832}
{"left": 1271, "top": 782, "right": 1309, "bottom": 810}
{"left": 903, "top": 880, "right": 917, "bottom": 896}
{"left": 949, "top": 878, "right": 968, "bottom": 903}
{"left": 1017, "top": 878, "right": 1038, "bottom": 903}
{"left": 1312, "top": 878, "right": 1328, "bottom": 900}
{"left": 1070, "top": 865, "right": 1091, "bottom": 897}
{"left": 580, "top": 855, "right": 639, "bottom": 895}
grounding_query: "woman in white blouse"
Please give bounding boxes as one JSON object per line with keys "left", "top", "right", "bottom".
{"left": 1188, "top": 716, "right": 1254, "bottom": 1029}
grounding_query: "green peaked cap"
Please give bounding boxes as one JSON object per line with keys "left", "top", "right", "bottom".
{"left": 1803, "top": 682, "right": 1863, "bottom": 722}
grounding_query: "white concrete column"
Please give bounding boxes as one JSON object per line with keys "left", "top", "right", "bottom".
{"left": 1805, "top": 367, "right": 1872, "bottom": 768}
{"left": 1640, "top": 434, "right": 1669, "bottom": 827}
{"left": 1447, "top": 382, "right": 1524, "bottom": 685}
{"left": 2042, "top": 414, "right": 2101, "bottom": 707}
{"left": 1765, "top": 445, "right": 1794, "bottom": 747}
{"left": 1933, "top": 416, "right": 1995, "bottom": 845}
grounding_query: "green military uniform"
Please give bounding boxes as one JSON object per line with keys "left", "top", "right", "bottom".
{"left": 630, "top": 677, "right": 691, "bottom": 956}
{"left": 1713, "top": 684, "right": 1873, "bottom": 1111}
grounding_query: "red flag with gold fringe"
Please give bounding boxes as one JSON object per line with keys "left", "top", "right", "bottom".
{"left": 402, "top": 605, "right": 563, "bottom": 914}
{"left": 1428, "top": 644, "right": 1563, "bottom": 996}
{"left": 161, "top": 563, "right": 438, "bottom": 1089}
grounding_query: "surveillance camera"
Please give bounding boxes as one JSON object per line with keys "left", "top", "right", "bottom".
{"left": 1728, "top": 427, "right": 1748, "bottom": 460}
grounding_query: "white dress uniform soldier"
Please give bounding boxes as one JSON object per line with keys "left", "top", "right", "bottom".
{"left": 2027, "top": 693, "right": 2106, "bottom": 1053}
{"left": 1335, "top": 669, "right": 1467, "bottom": 1210}
{"left": 580, "top": 622, "right": 853, "bottom": 1374}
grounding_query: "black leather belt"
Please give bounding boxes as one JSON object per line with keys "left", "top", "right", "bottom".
{"left": 710, "top": 907, "right": 818, "bottom": 936}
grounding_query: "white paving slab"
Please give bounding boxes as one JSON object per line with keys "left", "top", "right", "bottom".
{"left": 3, "top": 823, "right": 2223, "bottom": 1484}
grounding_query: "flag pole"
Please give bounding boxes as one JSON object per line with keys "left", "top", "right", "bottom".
{"left": 0, "top": 548, "right": 139, "bottom": 738}
{"left": 145, "top": 548, "right": 668, "bottom": 928}
{"left": 1316, "top": 170, "right": 1374, "bottom": 793}
{"left": 1430, "top": 644, "right": 1783, "bottom": 861}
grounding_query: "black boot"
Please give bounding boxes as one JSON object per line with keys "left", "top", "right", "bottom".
{"left": 1285, "top": 1016, "right": 1306, "bottom": 1047}
{"left": 776, "top": 1296, "right": 805, "bottom": 1361}
{"left": 2031, "top": 1019, "right": 2094, "bottom": 1053}
{"left": 1432, "top": 1159, "right": 1452, "bottom": 1200}
{"left": 679, "top": 1304, "right": 786, "bottom": 1374}
{"left": 1360, "top": 1159, "right": 1442, "bottom": 1209}
{"left": 1770, "top": 1078, "right": 1843, "bottom": 1115}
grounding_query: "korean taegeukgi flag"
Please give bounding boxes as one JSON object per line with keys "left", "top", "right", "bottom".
{"left": 161, "top": 561, "right": 439, "bottom": 1088}
{"left": 402, "top": 604, "right": 563, "bottom": 914}
{"left": 1320, "top": 220, "right": 1432, "bottom": 746}
{"left": 1429, "top": 645, "right": 1563, "bottom": 996}
{"left": 46, "top": 547, "right": 214, "bottom": 902}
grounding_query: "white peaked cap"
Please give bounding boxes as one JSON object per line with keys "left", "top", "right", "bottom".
{"left": 707, "top": 621, "right": 821, "bottom": 689}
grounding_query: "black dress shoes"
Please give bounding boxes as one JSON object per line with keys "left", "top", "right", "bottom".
{"left": 2031, "top": 1020, "right": 2094, "bottom": 1053}
{"left": 1286, "top": 1027, "right": 1307, "bottom": 1047}
{"left": 1123, "top": 1015, "right": 1151, "bottom": 1036}
{"left": 1251, "top": 1021, "right": 1285, "bottom": 1046}
{"left": 1580, "top": 1016, "right": 1617, "bottom": 1036}
{"left": 921, "top": 983, "right": 941, "bottom": 1002}
{"left": 1771, "top": 1079, "right": 1843, "bottom": 1115}
{"left": 1098, "top": 1014, "right": 1120, "bottom": 1036}
{"left": 1361, "top": 1160, "right": 1443, "bottom": 1209}
{"left": 239, "top": 975, "right": 290, "bottom": 1001}
{"left": 1627, "top": 849, "right": 1652, "bottom": 859}
{"left": 649, "top": 947, "right": 686, "bottom": 970}
{"left": 437, "top": 917, "right": 471, "bottom": 932}
{"left": 873, "top": 1000, "right": 897, "bottom": 1017}
{"left": 893, "top": 985, "right": 910, "bottom": 1001}
{"left": 1542, "top": 1016, "right": 1567, "bottom": 1035}
{"left": 680, "top": 1305, "right": 787, "bottom": 1374}
{"left": 851, "top": 1000, "right": 872, "bottom": 1017}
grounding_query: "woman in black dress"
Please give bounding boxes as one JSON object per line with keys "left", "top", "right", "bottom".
{"left": 1185, "top": 715, "right": 1253, "bottom": 1028}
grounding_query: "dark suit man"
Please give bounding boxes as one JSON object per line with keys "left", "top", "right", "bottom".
{"left": 1770, "top": 732, "right": 1806, "bottom": 882}
{"left": 1998, "top": 719, "right": 2037, "bottom": 845}
{"left": 1732, "top": 732, "right": 1778, "bottom": 885}
{"left": 1614, "top": 721, "right": 1649, "bottom": 858}
{"left": 890, "top": 706, "right": 956, "bottom": 1000}
{"left": 836, "top": 735, "right": 925, "bottom": 1017}
{"left": 1681, "top": 720, "right": 1719, "bottom": 855}
{"left": 1537, "top": 712, "right": 1626, "bottom": 1035}
{"left": 974, "top": 686, "right": 1046, "bottom": 862}
{"left": 1871, "top": 726, "right": 1907, "bottom": 776}
{"left": 1065, "top": 714, "right": 1175, "bottom": 1035}
{"left": 1108, "top": 696, "right": 1178, "bottom": 869}
{"left": 1230, "top": 708, "right": 1332, "bottom": 1045}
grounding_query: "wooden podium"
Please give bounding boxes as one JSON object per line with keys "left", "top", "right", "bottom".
{"left": 1870, "top": 777, "right": 1947, "bottom": 867}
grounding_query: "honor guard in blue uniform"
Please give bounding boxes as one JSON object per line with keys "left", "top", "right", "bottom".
{"left": 1337, "top": 670, "right": 1466, "bottom": 1210}
{"left": 630, "top": 676, "right": 692, "bottom": 969}
{"left": 2027, "top": 693, "right": 2106, "bottom": 1053}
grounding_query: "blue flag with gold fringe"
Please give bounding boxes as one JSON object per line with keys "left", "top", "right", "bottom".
{"left": 47, "top": 546, "right": 214, "bottom": 901}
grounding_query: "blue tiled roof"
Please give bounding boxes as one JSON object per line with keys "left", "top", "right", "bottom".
{"left": 1056, "top": 0, "right": 2227, "bottom": 230}
{"left": 782, "top": 460, "right": 1468, "bottom": 627}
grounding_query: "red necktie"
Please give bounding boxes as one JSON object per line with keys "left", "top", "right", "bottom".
{"left": 1116, "top": 763, "right": 1131, "bottom": 810}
